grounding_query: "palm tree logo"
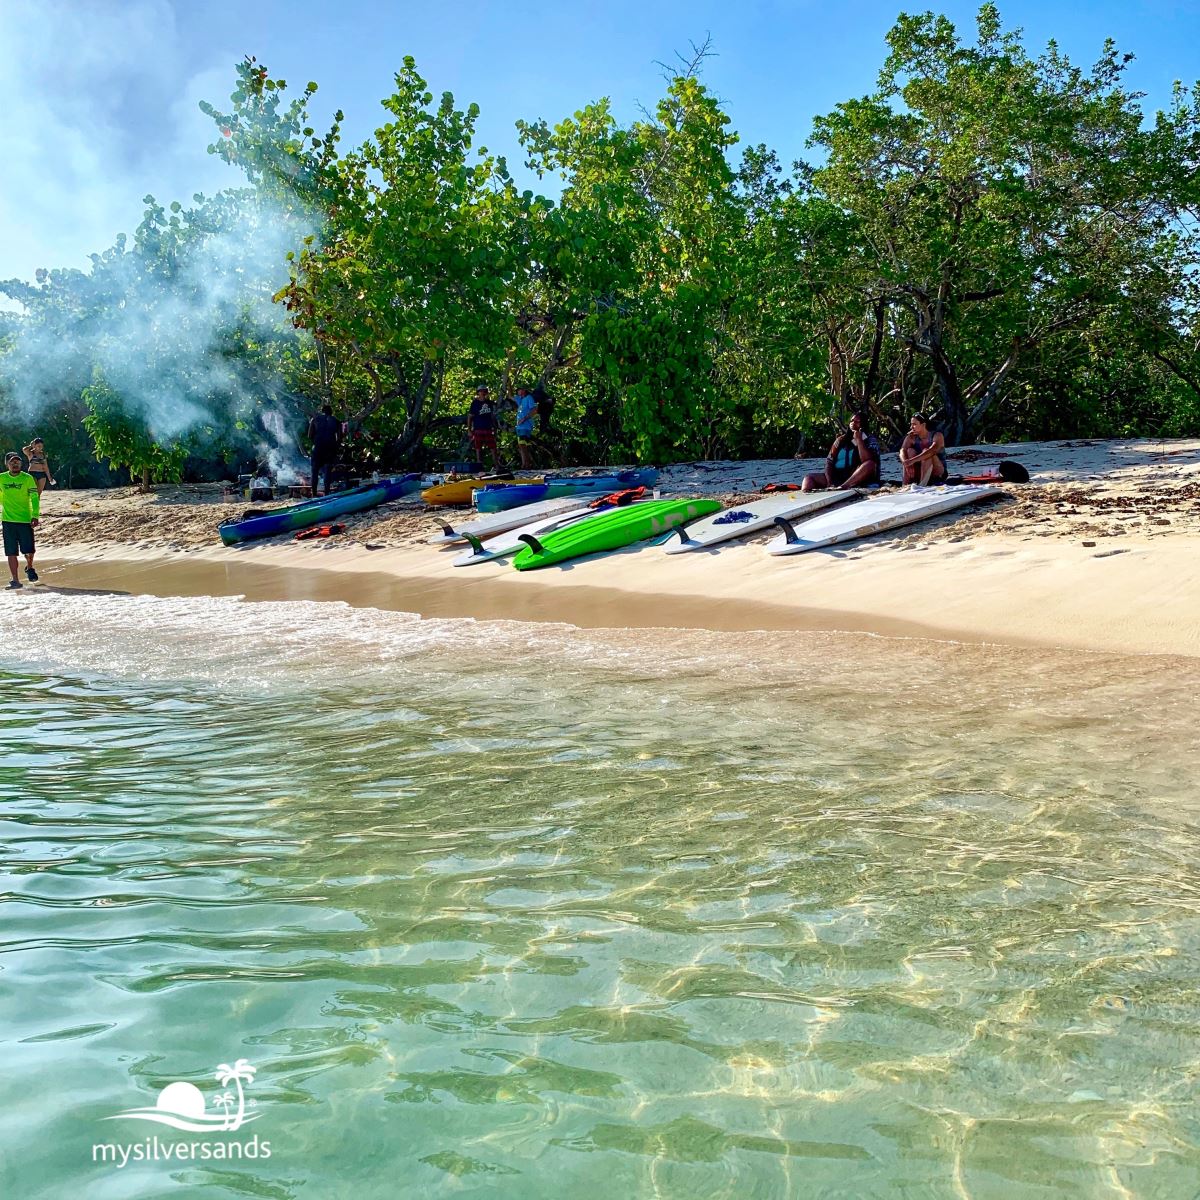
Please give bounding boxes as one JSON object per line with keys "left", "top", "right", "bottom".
{"left": 212, "top": 1091, "right": 236, "bottom": 1130}
{"left": 214, "top": 1059, "right": 256, "bottom": 1131}
{"left": 105, "top": 1058, "right": 261, "bottom": 1131}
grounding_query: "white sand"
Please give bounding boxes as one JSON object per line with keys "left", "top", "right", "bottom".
{"left": 26, "top": 438, "right": 1200, "bottom": 658}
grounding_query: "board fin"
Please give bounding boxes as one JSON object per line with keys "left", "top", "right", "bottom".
{"left": 462, "top": 532, "right": 487, "bottom": 557}
{"left": 774, "top": 515, "right": 800, "bottom": 544}
{"left": 518, "top": 533, "right": 546, "bottom": 555}
{"left": 437, "top": 520, "right": 456, "bottom": 537}
{"left": 672, "top": 525, "right": 696, "bottom": 544}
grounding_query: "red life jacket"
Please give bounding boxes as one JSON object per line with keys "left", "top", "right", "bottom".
{"left": 295, "top": 522, "right": 346, "bottom": 541}
{"left": 588, "top": 486, "right": 647, "bottom": 509}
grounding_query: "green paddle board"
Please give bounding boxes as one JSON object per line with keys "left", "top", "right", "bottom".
{"left": 512, "top": 498, "right": 720, "bottom": 570}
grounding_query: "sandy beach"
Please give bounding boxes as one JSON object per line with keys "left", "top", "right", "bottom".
{"left": 24, "top": 437, "right": 1200, "bottom": 658}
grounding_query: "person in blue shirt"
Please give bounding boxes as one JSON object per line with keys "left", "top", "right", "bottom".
{"left": 514, "top": 385, "right": 537, "bottom": 469}
{"left": 801, "top": 411, "right": 881, "bottom": 492}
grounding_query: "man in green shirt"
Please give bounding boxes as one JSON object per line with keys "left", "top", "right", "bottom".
{"left": 2, "top": 451, "right": 40, "bottom": 588}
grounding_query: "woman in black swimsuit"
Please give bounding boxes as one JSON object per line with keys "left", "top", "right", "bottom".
{"left": 22, "top": 438, "right": 55, "bottom": 496}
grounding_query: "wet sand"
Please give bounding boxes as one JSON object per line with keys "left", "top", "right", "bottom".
{"left": 34, "top": 523, "right": 1200, "bottom": 657}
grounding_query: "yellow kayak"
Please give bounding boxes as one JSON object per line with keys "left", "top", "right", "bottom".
{"left": 421, "top": 474, "right": 544, "bottom": 506}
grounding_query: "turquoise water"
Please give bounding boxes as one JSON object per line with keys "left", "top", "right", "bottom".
{"left": 2, "top": 593, "right": 1199, "bottom": 1198}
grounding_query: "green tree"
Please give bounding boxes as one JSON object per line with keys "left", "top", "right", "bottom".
{"left": 205, "top": 57, "right": 532, "bottom": 461}
{"left": 801, "top": 4, "right": 1200, "bottom": 442}
{"left": 0, "top": 188, "right": 315, "bottom": 487}
{"left": 520, "top": 56, "right": 746, "bottom": 461}
{"left": 81, "top": 373, "right": 188, "bottom": 489}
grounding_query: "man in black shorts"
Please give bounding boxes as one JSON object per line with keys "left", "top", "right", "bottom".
{"left": 2, "top": 451, "right": 40, "bottom": 589}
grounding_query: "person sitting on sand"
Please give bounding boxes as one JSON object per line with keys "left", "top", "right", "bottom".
{"left": 801, "top": 412, "right": 881, "bottom": 492}
{"left": 22, "top": 438, "right": 55, "bottom": 495}
{"left": 899, "top": 413, "right": 948, "bottom": 486}
{"left": 3, "top": 451, "right": 40, "bottom": 588}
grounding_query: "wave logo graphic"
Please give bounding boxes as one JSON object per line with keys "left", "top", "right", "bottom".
{"left": 103, "top": 1059, "right": 260, "bottom": 1132}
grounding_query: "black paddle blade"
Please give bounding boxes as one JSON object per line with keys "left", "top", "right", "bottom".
{"left": 998, "top": 460, "right": 1030, "bottom": 483}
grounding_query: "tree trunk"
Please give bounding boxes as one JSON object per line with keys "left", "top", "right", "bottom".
{"left": 927, "top": 341, "right": 969, "bottom": 444}
{"left": 388, "top": 359, "right": 437, "bottom": 461}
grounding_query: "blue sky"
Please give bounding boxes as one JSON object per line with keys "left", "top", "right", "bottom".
{"left": 2, "top": 0, "right": 1198, "bottom": 283}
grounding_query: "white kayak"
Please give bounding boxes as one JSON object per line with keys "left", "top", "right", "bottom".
{"left": 664, "top": 490, "right": 857, "bottom": 553}
{"left": 429, "top": 497, "right": 582, "bottom": 546}
{"left": 767, "top": 484, "right": 1003, "bottom": 555}
{"left": 452, "top": 502, "right": 630, "bottom": 566}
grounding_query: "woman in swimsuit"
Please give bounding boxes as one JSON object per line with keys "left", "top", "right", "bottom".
{"left": 22, "top": 438, "right": 55, "bottom": 495}
{"left": 800, "top": 411, "right": 881, "bottom": 492}
{"left": 899, "top": 413, "right": 947, "bottom": 486}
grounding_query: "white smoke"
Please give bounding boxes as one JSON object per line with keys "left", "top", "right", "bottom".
{"left": 0, "top": 1, "right": 317, "bottom": 455}
{"left": 0, "top": 0, "right": 235, "bottom": 285}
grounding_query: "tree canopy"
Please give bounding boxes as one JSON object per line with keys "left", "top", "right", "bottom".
{"left": 2, "top": 6, "right": 1197, "bottom": 485}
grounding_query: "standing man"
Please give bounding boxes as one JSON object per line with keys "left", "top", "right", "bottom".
{"left": 514, "top": 384, "right": 537, "bottom": 469}
{"left": 3, "top": 451, "right": 40, "bottom": 589}
{"left": 307, "top": 404, "right": 341, "bottom": 495}
{"left": 467, "top": 385, "right": 501, "bottom": 471}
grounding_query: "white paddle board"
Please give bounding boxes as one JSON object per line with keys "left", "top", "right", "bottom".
{"left": 429, "top": 497, "right": 582, "bottom": 545}
{"left": 664, "top": 490, "right": 857, "bottom": 553}
{"left": 767, "top": 485, "right": 1003, "bottom": 555}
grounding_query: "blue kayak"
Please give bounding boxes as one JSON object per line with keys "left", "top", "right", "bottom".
{"left": 474, "top": 469, "right": 659, "bottom": 513}
{"left": 218, "top": 474, "right": 421, "bottom": 545}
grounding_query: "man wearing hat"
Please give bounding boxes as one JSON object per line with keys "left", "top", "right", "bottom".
{"left": 2, "top": 451, "right": 40, "bottom": 588}
{"left": 467, "top": 385, "right": 501, "bottom": 471}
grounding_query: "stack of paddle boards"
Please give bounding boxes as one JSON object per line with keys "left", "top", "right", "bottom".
{"left": 448, "top": 504, "right": 614, "bottom": 567}
{"left": 513, "top": 498, "right": 720, "bottom": 570}
{"left": 428, "top": 497, "right": 584, "bottom": 546}
{"left": 768, "top": 485, "right": 1002, "bottom": 555}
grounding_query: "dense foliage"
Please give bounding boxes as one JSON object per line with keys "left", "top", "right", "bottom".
{"left": 1, "top": 6, "right": 1197, "bottom": 485}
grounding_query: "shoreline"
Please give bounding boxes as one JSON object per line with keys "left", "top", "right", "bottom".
{"left": 19, "top": 437, "right": 1200, "bottom": 660}
{"left": 36, "top": 528, "right": 1200, "bottom": 659}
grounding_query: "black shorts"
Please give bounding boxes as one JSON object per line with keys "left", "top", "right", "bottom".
{"left": 2, "top": 521, "right": 35, "bottom": 556}
{"left": 30, "top": 471, "right": 48, "bottom": 483}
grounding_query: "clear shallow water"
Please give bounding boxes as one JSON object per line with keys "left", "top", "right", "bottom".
{"left": 2, "top": 593, "right": 1199, "bottom": 1199}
